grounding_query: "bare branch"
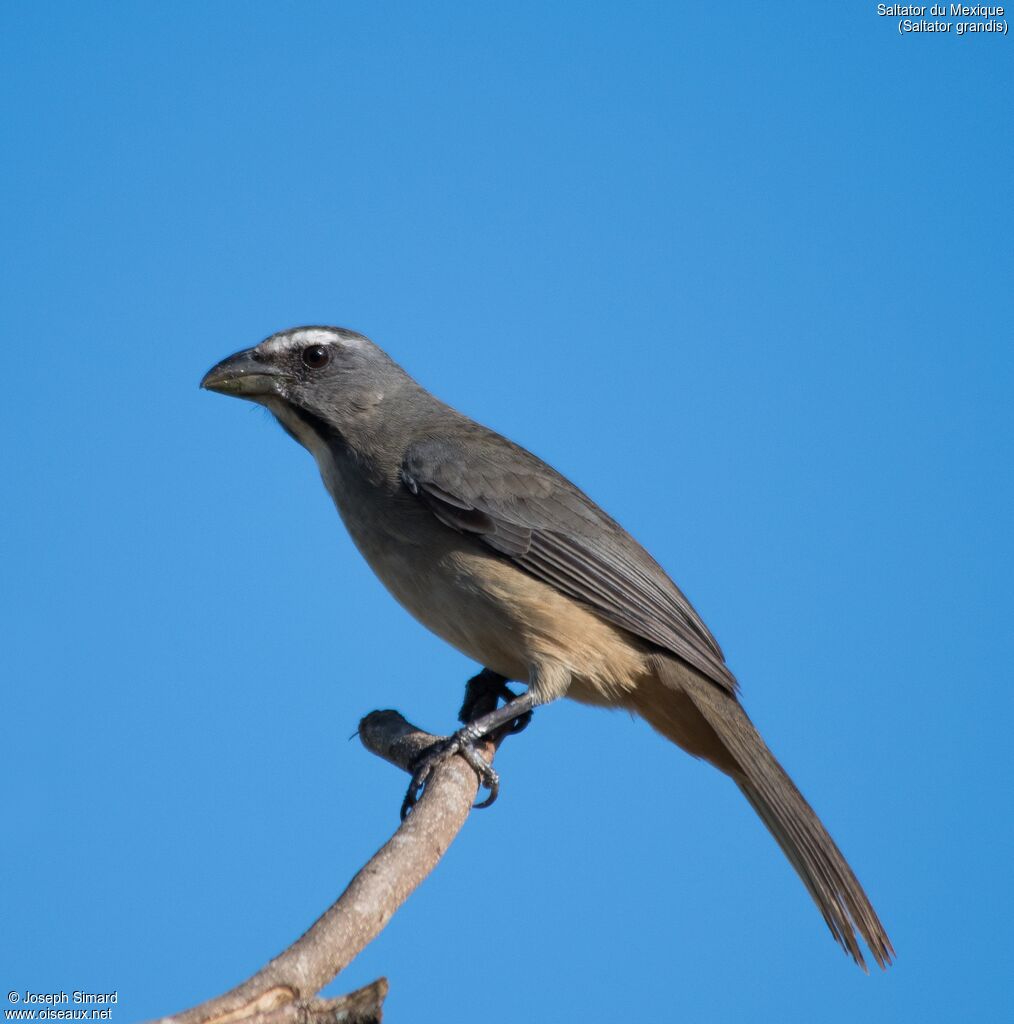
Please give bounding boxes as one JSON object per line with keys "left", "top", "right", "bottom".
{"left": 149, "top": 710, "right": 498, "bottom": 1024}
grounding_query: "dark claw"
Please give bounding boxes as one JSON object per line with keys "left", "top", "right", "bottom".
{"left": 472, "top": 769, "right": 500, "bottom": 809}
{"left": 456, "top": 739, "right": 500, "bottom": 807}
{"left": 400, "top": 758, "right": 433, "bottom": 820}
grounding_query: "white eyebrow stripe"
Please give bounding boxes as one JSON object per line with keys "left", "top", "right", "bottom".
{"left": 258, "top": 326, "right": 365, "bottom": 355}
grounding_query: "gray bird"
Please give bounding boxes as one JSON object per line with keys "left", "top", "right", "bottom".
{"left": 201, "top": 325, "right": 893, "bottom": 970}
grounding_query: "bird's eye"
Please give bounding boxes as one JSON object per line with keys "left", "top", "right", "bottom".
{"left": 301, "top": 344, "right": 330, "bottom": 369}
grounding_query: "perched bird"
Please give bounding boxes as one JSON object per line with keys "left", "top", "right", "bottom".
{"left": 202, "top": 325, "right": 893, "bottom": 970}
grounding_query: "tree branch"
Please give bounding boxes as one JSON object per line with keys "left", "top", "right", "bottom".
{"left": 149, "top": 709, "right": 499, "bottom": 1024}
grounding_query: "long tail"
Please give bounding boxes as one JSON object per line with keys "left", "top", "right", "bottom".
{"left": 642, "top": 655, "right": 894, "bottom": 970}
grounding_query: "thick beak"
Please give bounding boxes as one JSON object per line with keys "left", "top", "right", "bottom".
{"left": 200, "top": 348, "right": 283, "bottom": 398}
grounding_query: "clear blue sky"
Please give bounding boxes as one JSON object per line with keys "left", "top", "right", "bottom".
{"left": 2, "top": 3, "right": 1011, "bottom": 1021}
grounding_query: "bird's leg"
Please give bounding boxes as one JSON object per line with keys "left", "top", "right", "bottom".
{"left": 400, "top": 685, "right": 538, "bottom": 820}
{"left": 458, "top": 668, "right": 534, "bottom": 736}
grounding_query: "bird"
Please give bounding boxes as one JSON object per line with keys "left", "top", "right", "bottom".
{"left": 201, "top": 325, "right": 893, "bottom": 970}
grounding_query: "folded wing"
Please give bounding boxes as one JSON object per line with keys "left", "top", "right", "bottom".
{"left": 402, "top": 433, "right": 737, "bottom": 694}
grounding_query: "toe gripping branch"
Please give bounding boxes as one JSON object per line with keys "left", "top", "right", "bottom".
{"left": 400, "top": 670, "right": 535, "bottom": 819}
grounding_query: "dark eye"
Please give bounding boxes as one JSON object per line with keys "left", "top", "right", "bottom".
{"left": 301, "top": 344, "right": 330, "bottom": 369}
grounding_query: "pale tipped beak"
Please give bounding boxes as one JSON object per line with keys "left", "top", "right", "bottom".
{"left": 200, "top": 348, "right": 283, "bottom": 398}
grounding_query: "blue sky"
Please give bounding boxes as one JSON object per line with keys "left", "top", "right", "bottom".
{"left": 2, "top": 3, "right": 1011, "bottom": 1021}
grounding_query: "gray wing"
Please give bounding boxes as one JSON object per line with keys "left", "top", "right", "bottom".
{"left": 402, "top": 433, "right": 737, "bottom": 694}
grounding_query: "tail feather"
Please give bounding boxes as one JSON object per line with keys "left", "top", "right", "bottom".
{"left": 649, "top": 655, "right": 894, "bottom": 970}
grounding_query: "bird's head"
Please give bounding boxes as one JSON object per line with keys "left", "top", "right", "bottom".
{"left": 201, "top": 325, "right": 413, "bottom": 453}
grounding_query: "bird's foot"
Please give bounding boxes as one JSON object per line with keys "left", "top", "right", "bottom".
{"left": 400, "top": 727, "right": 499, "bottom": 820}
{"left": 400, "top": 675, "right": 537, "bottom": 819}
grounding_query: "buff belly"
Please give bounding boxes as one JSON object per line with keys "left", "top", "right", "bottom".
{"left": 351, "top": 519, "right": 651, "bottom": 705}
